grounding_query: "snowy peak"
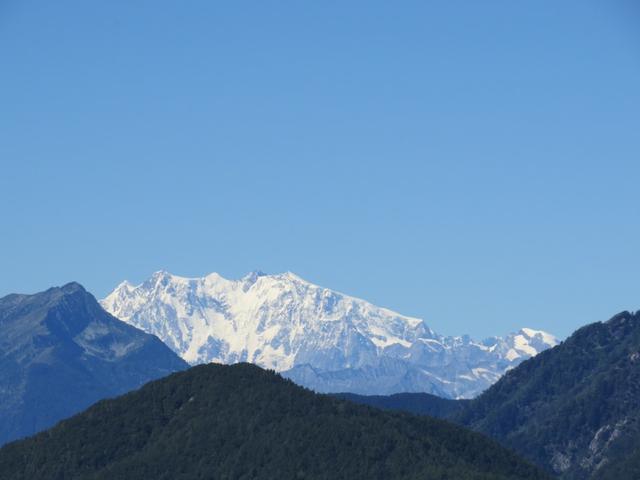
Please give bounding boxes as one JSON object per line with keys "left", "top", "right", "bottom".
{"left": 488, "top": 328, "right": 559, "bottom": 362}
{"left": 520, "top": 327, "right": 558, "bottom": 346}
{"left": 240, "top": 270, "right": 267, "bottom": 289}
{"left": 102, "top": 270, "right": 557, "bottom": 398}
{"left": 102, "top": 270, "right": 426, "bottom": 371}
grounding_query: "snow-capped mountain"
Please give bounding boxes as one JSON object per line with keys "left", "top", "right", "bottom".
{"left": 101, "top": 270, "right": 558, "bottom": 398}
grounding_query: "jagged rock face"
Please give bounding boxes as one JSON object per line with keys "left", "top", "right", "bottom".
{"left": 102, "top": 270, "right": 557, "bottom": 398}
{"left": 0, "top": 283, "right": 188, "bottom": 446}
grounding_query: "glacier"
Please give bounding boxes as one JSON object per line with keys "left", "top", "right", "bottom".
{"left": 101, "top": 270, "right": 558, "bottom": 399}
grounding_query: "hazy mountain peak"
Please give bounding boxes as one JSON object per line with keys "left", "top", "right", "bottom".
{"left": 240, "top": 270, "right": 268, "bottom": 290}
{"left": 242, "top": 270, "right": 267, "bottom": 281}
{"left": 0, "top": 283, "right": 188, "bottom": 446}
{"left": 151, "top": 269, "right": 171, "bottom": 278}
{"left": 35, "top": 282, "right": 86, "bottom": 301}
{"left": 59, "top": 281, "right": 86, "bottom": 293}
{"left": 115, "top": 279, "right": 135, "bottom": 290}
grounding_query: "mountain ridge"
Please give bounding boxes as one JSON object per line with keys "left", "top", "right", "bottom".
{"left": 456, "top": 309, "right": 640, "bottom": 479}
{"left": 0, "top": 282, "right": 188, "bottom": 446}
{"left": 0, "top": 362, "right": 550, "bottom": 480}
{"left": 102, "top": 270, "right": 557, "bottom": 398}
{"left": 339, "top": 310, "right": 640, "bottom": 479}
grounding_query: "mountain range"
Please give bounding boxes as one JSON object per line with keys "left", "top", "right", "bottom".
{"left": 102, "top": 270, "right": 558, "bottom": 398}
{"left": 0, "top": 363, "right": 549, "bottom": 480}
{"left": 1, "top": 279, "right": 638, "bottom": 478}
{"left": 0, "top": 283, "right": 188, "bottom": 446}
{"left": 343, "top": 311, "right": 640, "bottom": 479}
{"left": 459, "top": 310, "right": 640, "bottom": 479}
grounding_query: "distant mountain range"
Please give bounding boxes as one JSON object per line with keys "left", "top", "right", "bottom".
{"left": 0, "top": 283, "right": 188, "bottom": 446}
{"left": 102, "top": 270, "right": 558, "bottom": 398}
{"left": 0, "top": 363, "right": 549, "bottom": 480}
{"left": 1, "top": 279, "right": 638, "bottom": 479}
{"left": 343, "top": 311, "right": 640, "bottom": 479}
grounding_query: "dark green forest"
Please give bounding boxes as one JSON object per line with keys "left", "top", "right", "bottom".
{"left": 345, "top": 311, "right": 640, "bottom": 480}
{"left": 4, "top": 306, "right": 640, "bottom": 479}
{"left": 0, "top": 363, "right": 548, "bottom": 480}
{"left": 333, "top": 392, "right": 466, "bottom": 419}
{"left": 457, "top": 311, "right": 640, "bottom": 479}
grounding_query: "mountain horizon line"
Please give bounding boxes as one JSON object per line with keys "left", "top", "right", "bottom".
{"left": 108, "top": 268, "right": 558, "bottom": 342}
{"left": 101, "top": 270, "right": 559, "bottom": 398}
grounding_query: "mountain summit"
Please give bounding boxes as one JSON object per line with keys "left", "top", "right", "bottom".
{"left": 0, "top": 282, "right": 188, "bottom": 445}
{"left": 102, "top": 271, "right": 557, "bottom": 398}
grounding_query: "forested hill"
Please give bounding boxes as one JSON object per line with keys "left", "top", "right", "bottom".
{"left": 341, "top": 311, "right": 640, "bottom": 480}
{"left": 334, "top": 391, "right": 466, "bottom": 418}
{"left": 457, "top": 311, "right": 640, "bottom": 479}
{"left": 0, "top": 363, "right": 548, "bottom": 480}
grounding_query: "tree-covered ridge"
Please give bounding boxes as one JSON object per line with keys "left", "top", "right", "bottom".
{"left": 341, "top": 311, "right": 640, "bottom": 479}
{"left": 457, "top": 311, "right": 640, "bottom": 479}
{"left": 0, "top": 363, "right": 548, "bottom": 480}
{"left": 333, "top": 392, "right": 466, "bottom": 419}
{"left": 594, "top": 444, "right": 640, "bottom": 480}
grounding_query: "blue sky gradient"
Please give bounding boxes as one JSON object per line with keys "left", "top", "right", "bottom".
{"left": 1, "top": 1, "right": 639, "bottom": 338}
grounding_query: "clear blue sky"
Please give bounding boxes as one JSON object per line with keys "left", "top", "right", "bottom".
{"left": 1, "top": 1, "right": 639, "bottom": 339}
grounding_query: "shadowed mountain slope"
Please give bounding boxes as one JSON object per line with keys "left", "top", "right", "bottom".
{"left": 0, "top": 282, "right": 188, "bottom": 446}
{"left": 342, "top": 311, "right": 640, "bottom": 479}
{"left": 456, "top": 311, "right": 640, "bottom": 479}
{"left": 0, "top": 363, "right": 549, "bottom": 480}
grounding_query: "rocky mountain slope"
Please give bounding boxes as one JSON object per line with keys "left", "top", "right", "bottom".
{"left": 456, "top": 310, "right": 640, "bottom": 479}
{"left": 0, "top": 363, "right": 550, "bottom": 480}
{"left": 0, "top": 283, "right": 188, "bottom": 446}
{"left": 344, "top": 310, "right": 640, "bottom": 479}
{"left": 102, "top": 270, "right": 557, "bottom": 398}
